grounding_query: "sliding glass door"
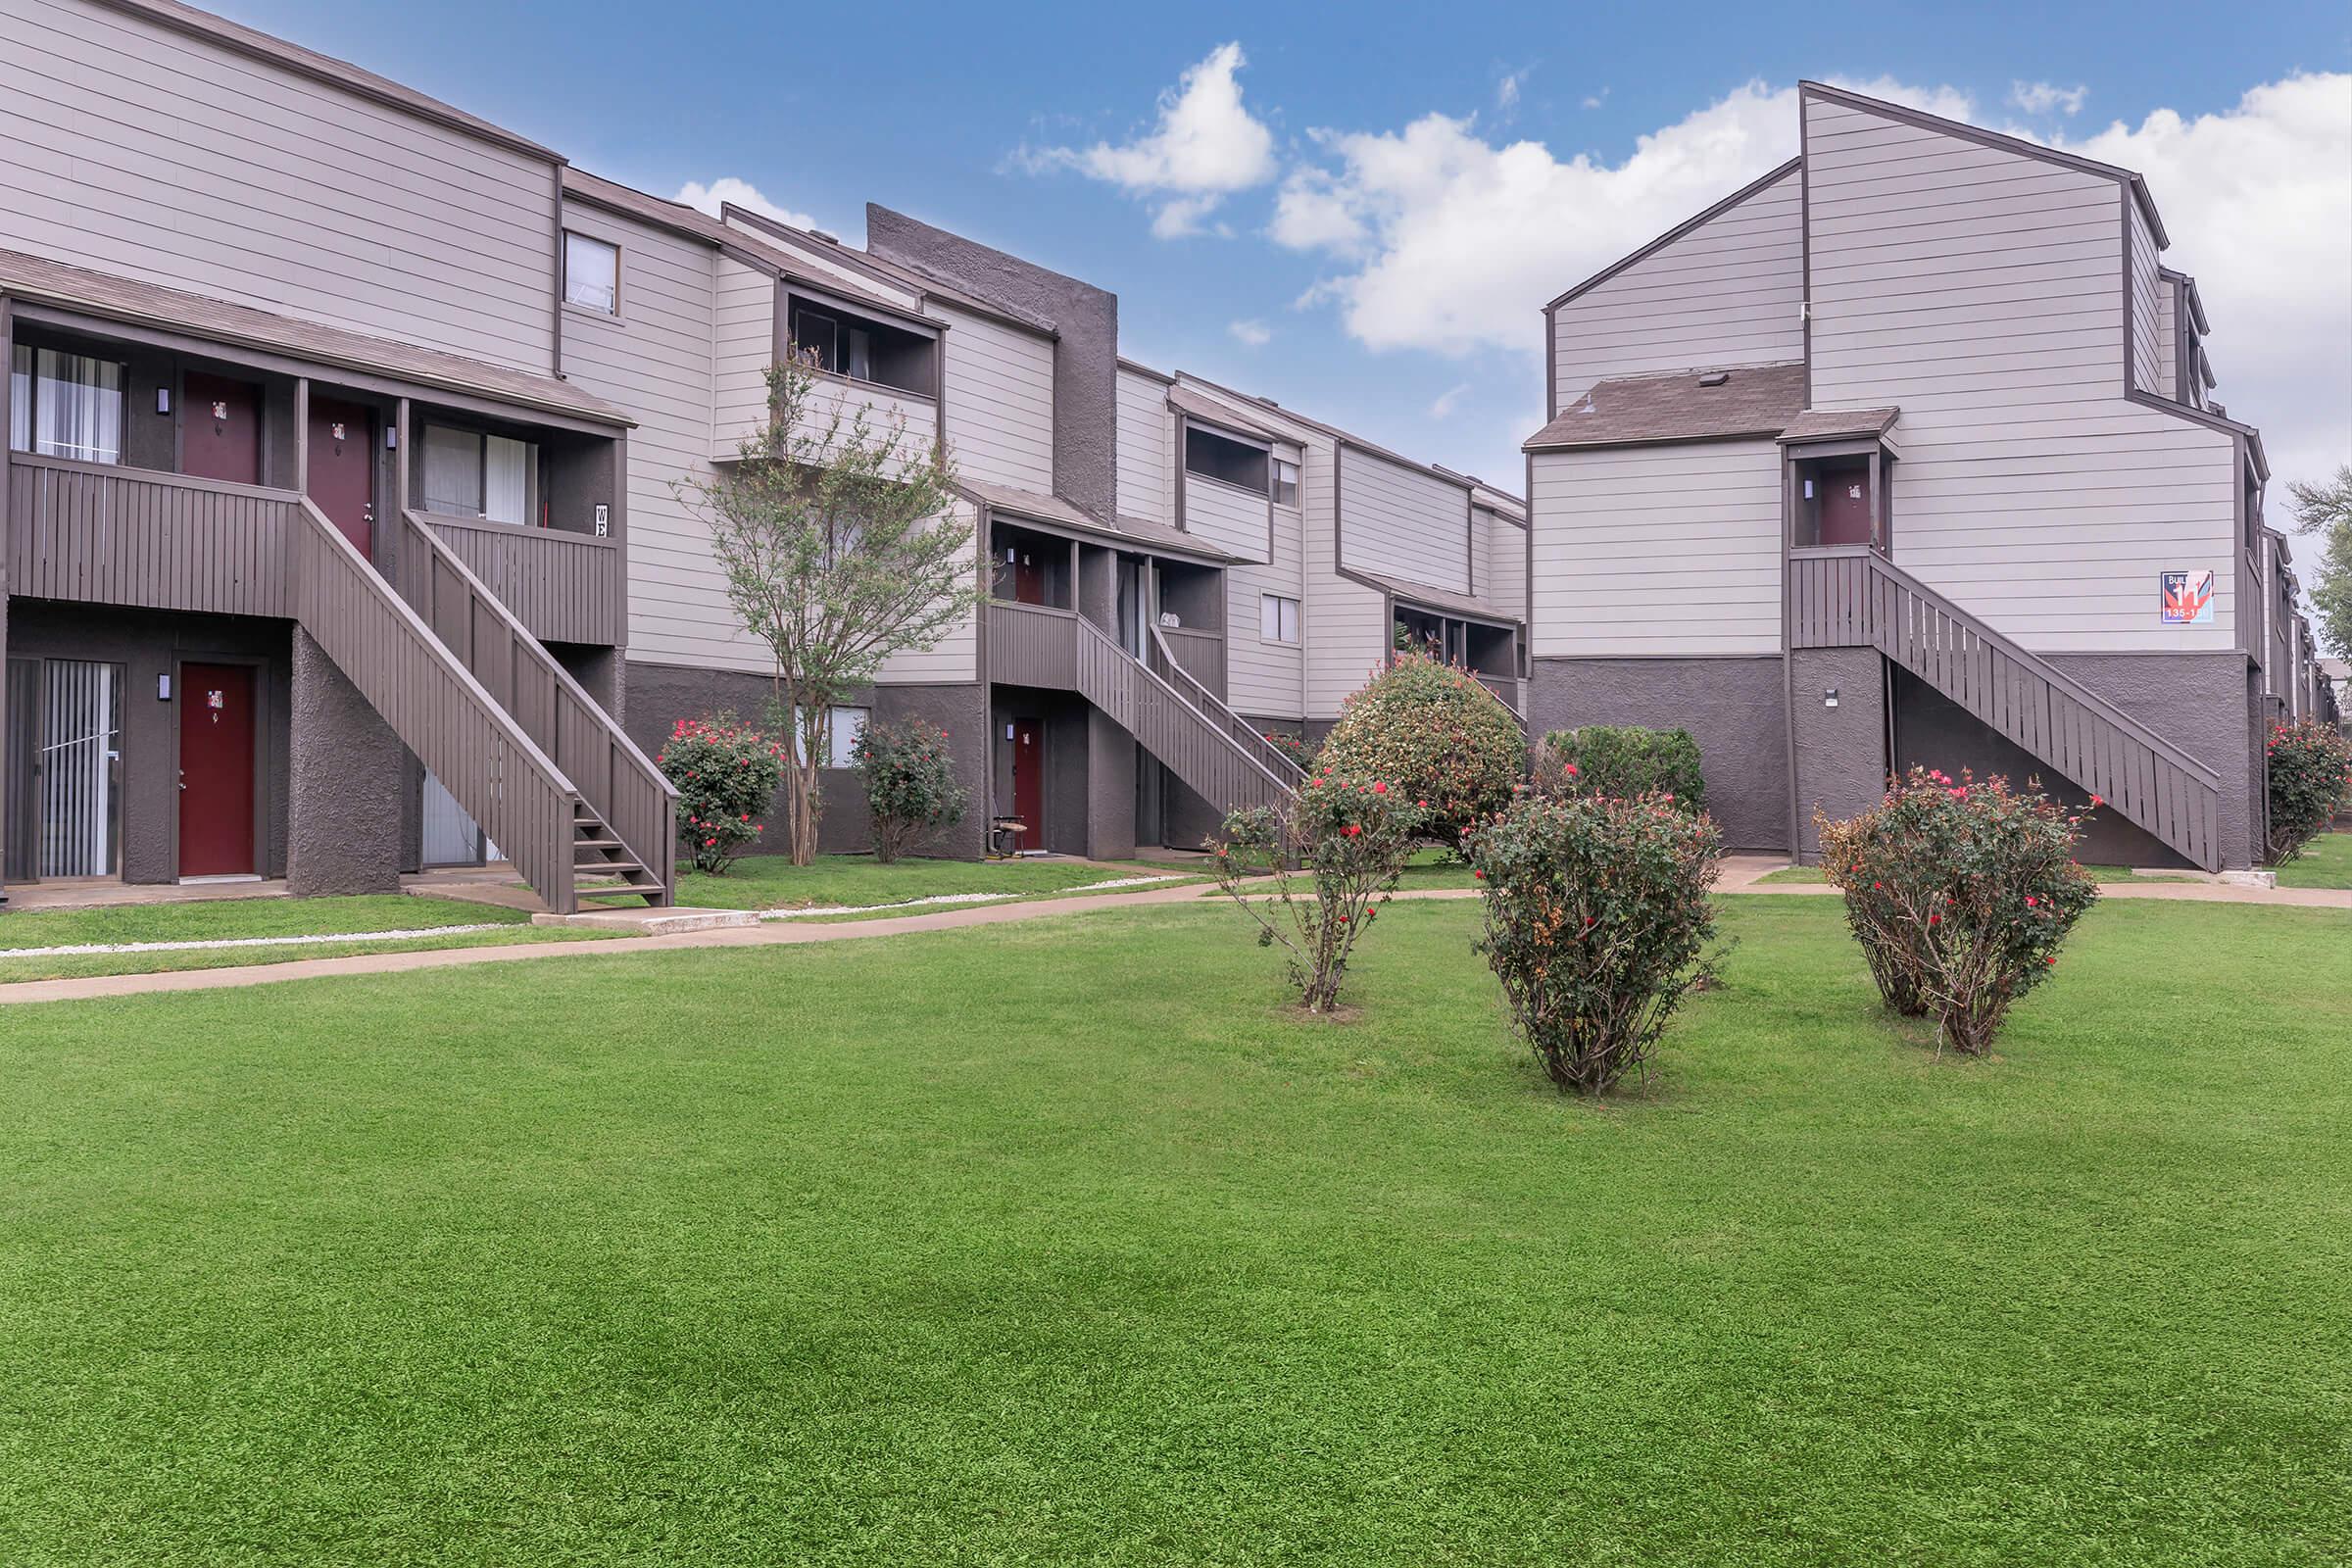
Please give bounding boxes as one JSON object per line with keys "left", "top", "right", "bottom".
{"left": 34, "top": 660, "right": 124, "bottom": 879}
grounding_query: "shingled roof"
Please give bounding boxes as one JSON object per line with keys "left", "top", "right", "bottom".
{"left": 1524, "top": 363, "right": 1808, "bottom": 452}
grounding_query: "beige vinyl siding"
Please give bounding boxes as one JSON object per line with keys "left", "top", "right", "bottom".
{"left": 1303, "top": 441, "right": 1385, "bottom": 718}
{"left": 723, "top": 218, "right": 924, "bottom": 311}
{"left": 1115, "top": 367, "right": 1174, "bottom": 524}
{"left": 873, "top": 500, "right": 978, "bottom": 684}
{"left": 1529, "top": 441, "right": 1783, "bottom": 657}
{"left": 1478, "top": 506, "right": 1528, "bottom": 624}
{"left": 710, "top": 258, "right": 774, "bottom": 454}
{"left": 0, "top": 0, "right": 557, "bottom": 373}
{"left": 1184, "top": 475, "right": 1270, "bottom": 563}
{"left": 1228, "top": 502, "right": 1305, "bottom": 717}
{"left": 1804, "top": 91, "right": 2239, "bottom": 653}
{"left": 937, "top": 303, "right": 1053, "bottom": 493}
{"left": 2128, "top": 203, "right": 2162, "bottom": 394}
{"left": 1549, "top": 166, "right": 1803, "bottom": 412}
{"left": 1338, "top": 445, "right": 1470, "bottom": 595}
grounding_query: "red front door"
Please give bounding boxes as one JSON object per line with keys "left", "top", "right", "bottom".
{"left": 308, "top": 398, "right": 376, "bottom": 556}
{"left": 180, "top": 372, "right": 262, "bottom": 485}
{"left": 178, "top": 662, "right": 256, "bottom": 877}
{"left": 1010, "top": 716, "right": 1044, "bottom": 845}
{"left": 1817, "top": 465, "right": 1874, "bottom": 547}
{"left": 1012, "top": 548, "right": 1048, "bottom": 606}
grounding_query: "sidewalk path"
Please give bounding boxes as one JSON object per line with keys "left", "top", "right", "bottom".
{"left": 2, "top": 858, "right": 2343, "bottom": 1007}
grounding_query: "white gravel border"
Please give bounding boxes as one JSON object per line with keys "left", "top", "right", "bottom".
{"left": 0, "top": 924, "right": 510, "bottom": 960}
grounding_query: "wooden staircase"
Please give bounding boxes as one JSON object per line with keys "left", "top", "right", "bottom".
{"left": 1788, "top": 546, "right": 2228, "bottom": 870}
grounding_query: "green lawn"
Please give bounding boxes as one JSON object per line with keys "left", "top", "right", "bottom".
{"left": 0, "top": 894, "right": 609, "bottom": 983}
{"left": 669, "top": 852, "right": 1203, "bottom": 913}
{"left": 2276, "top": 831, "right": 2352, "bottom": 890}
{"left": 1, "top": 897, "right": 2347, "bottom": 1563}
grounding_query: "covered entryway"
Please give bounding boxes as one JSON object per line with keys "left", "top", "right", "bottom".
{"left": 307, "top": 397, "right": 377, "bottom": 555}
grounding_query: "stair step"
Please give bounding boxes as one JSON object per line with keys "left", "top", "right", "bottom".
{"left": 572, "top": 836, "right": 627, "bottom": 851}
{"left": 576, "top": 885, "right": 658, "bottom": 902}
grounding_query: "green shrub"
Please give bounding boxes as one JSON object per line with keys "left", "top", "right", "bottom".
{"left": 2264, "top": 718, "right": 2352, "bottom": 864}
{"left": 1816, "top": 767, "right": 2099, "bottom": 1055}
{"left": 1262, "top": 728, "right": 1317, "bottom": 772}
{"left": 1208, "top": 773, "right": 1430, "bottom": 1014}
{"left": 1319, "top": 652, "right": 1523, "bottom": 849}
{"left": 659, "top": 712, "right": 785, "bottom": 874}
{"left": 1464, "top": 790, "right": 1723, "bottom": 1096}
{"left": 852, "top": 718, "right": 967, "bottom": 863}
{"left": 1538, "top": 725, "right": 1705, "bottom": 812}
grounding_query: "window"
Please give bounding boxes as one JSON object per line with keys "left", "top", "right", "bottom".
{"left": 790, "top": 307, "right": 839, "bottom": 372}
{"left": 793, "top": 705, "right": 869, "bottom": 768}
{"left": 1260, "top": 593, "right": 1300, "bottom": 645}
{"left": 9, "top": 345, "right": 124, "bottom": 465}
{"left": 1272, "top": 458, "right": 1298, "bottom": 508}
{"left": 563, "top": 231, "right": 618, "bottom": 315}
{"left": 1184, "top": 425, "right": 1270, "bottom": 493}
{"left": 421, "top": 424, "right": 535, "bottom": 525}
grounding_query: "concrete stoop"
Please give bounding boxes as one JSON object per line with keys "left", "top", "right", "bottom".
{"left": 531, "top": 906, "right": 760, "bottom": 935}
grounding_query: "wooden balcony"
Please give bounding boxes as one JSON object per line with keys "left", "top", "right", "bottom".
{"left": 6, "top": 452, "right": 297, "bottom": 616}
{"left": 987, "top": 599, "right": 1081, "bottom": 690}
{"left": 1158, "top": 625, "right": 1226, "bottom": 700}
{"left": 411, "top": 512, "right": 622, "bottom": 646}
{"left": 728, "top": 370, "right": 941, "bottom": 468}
{"left": 1181, "top": 472, "right": 1269, "bottom": 560}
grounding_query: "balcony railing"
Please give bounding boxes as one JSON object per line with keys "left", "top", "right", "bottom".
{"left": 725, "top": 369, "right": 940, "bottom": 467}
{"left": 1158, "top": 625, "right": 1225, "bottom": 698}
{"left": 412, "top": 513, "right": 622, "bottom": 646}
{"left": 1181, "top": 471, "right": 1269, "bottom": 560}
{"left": 6, "top": 452, "right": 297, "bottom": 617}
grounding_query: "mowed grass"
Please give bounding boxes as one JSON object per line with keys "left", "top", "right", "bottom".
{"left": 667, "top": 852, "right": 1202, "bottom": 912}
{"left": 0, "top": 894, "right": 608, "bottom": 983}
{"left": 1757, "top": 863, "right": 2170, "bottom": 885}
{"left": 1, "top": 897, "right": 2348, "bottom": 1563}
{"left": 2277, "top": 831, "right": 2352, "bottom": 890}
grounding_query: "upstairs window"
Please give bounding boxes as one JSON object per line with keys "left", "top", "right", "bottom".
{"left": 1184, "top": 425, "right": 1269, "bottom": 494}
{"left": 1272, "top": 458, "right": 1299, "bottom": 508}
{"left": 422, "top": 424, "right": 536, "bottom": 526}
{"left": 10, "top": 345, "right": 123, "bottom": 465}
{"left": 563, "top": 231, "right": 619, "bottom": 315}
{"left": 1260, "top": 593, "right": 1300, "bottom": 645}
{"left": 788, "top": 300, "right": 934, "bottom": 395}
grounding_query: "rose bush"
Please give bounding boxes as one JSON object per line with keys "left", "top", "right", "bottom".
{"left": 1207, "top": 772, "right": 1430, "bottom": 1014}
{"left": 2264, "top": 718, "right": 2352, "bottom": 864}
{"left": 852, "top": 718, "right": 967, "bottom": 863}
{"left": 1318, "top": 652, "right": 1523, "bottom": 849}
{"left": 1537, "top": 725, "right": 1705, "bottom": 814}
{"left": 1816, "top": 767, "right": 2098, "bottom": 1055}
{"left": 658, "top": 712, "right": 785, "bottom": 874}
{"left": 1464, "top": 789, "right": 1723, "bottom": 1097}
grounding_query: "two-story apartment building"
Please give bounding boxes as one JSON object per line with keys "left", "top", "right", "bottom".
{"left": 1524, "top": 81, "right": 2322, "bottom": 870}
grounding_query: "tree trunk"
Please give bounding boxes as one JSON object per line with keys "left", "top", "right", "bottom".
{"left": 787, "top": 759, "right": 820, "bottom": 866}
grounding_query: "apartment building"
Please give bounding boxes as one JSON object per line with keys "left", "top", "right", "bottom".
{"left": 1524, "top": 81, "right": 2326, "bottom": 870}
{"left": 0, "top": 0, "right": 1524, "bottom": 906}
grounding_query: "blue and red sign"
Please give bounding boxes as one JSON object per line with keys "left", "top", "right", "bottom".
{"left": 2161, "top": 569, "right": 2215, "bottom": 625}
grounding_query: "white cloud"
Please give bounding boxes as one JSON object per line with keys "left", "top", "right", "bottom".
{"left": 2058, "top": 74, "right": 2352, "bottom": 485}
{"left": 675, "top": 176, "right": 816, "bottom": 232}
{"left": 1270, "top": 76, "right": 1970, "bottom": 359}
{"left": 2011, "top": 80, "right": 2089, "bottom": 116}
{"left": 1496, "top": 70, "right": 1525, "bottom": 113}
{"left": 1022, "top": 42, "right": 1277, "bottom": 238}
{"left": 1429, "top": 382, "right": 1472, "bottom": 419}
{"left": 1582, "top": 87, "right": 1609, "bottom": 110}
{"left": 1229, "top": 318, "right": 1272, "bottom": 347}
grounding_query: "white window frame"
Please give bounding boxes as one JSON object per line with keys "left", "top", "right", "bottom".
{"left": 793, "top": 705, "right": 871, "bottom": 769}
{"left": 10, "top": 344, "right": 125, "bottom": 466}
{"left": 1260, "top": 593, "right": 1300, "bottom": 646}
{"left": 562, "top": 230, "right": 619, "bottom": 316}
{"left": 1272, "top": 457, "right": 1299, "bottom": 508}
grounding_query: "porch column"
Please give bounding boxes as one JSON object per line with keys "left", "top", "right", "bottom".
{"left": 1085, "top": 706, "right": 1137, "bottom": 861}
{"left": 0, "top": 295, "right": 12, "bottom": 906}
{"left": 1787, "top": 647, "right": 1887, "bottom": 862}
{"left": 286, "top": 627, "right": 406, "bottom": 895}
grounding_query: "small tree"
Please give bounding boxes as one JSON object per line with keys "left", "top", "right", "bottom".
{"left": 1816, "top": 768, "right": 2099, "bottom": 1056}
{"left": 2287, "top": 465, "right": 2352, "bottom": 658}
{"left": 678, "top": 354, "right": 977, "bottom": 865}
{"left": 2265, "top": 718, "right": 2352, "bottom": 864}
{"left": 658, "top": 713, "right": 786, "bottom": 874}
{"left": 1206, "top": 773, "right": 1429, "bottom": 1014}
{"left": 853, "top": 718, "right": 967, "bottom": 863}
{"left": 1465, "top": 791, "right": 1723, "bottom": 1097}
{"left": 1319, "top": 653, "right": 1523, "bottom": 850}
{"left": 1537, "top": 725, "right": 1705, "bottom": 813}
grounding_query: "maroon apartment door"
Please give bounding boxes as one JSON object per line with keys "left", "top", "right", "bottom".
{"left": 178, "top": 662, "right": 256, "bottom": 877}
{"left": 1010, "top": 717, "right": 1044, "bottom": 845}
{"left": 308, "top": 398, "right": 376, "bottom": 555}
{"left": 1817, "top": 466, "right": 1873, "bottom": 547}
{"left": 180, "top": 372, "right": 262, "bottom": 485}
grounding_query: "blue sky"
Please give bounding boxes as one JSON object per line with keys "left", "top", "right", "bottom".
{"left": 230, "top": 0, "right": 2351, "bottom": 488}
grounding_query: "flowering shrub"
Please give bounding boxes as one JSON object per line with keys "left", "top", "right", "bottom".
{"left": 1816, "top": 767, "right": 2099, "bottom": 1055}
{"left": 1318, "top": 652, "right": 1523, "bottom": 848}
{"left": 1263, "top": 728, "right": 1317, "bottom": 771}
{"left": 658, "top": 712, "right": 784, "bottom": 874}
{"left": 2264, "top": 718, "right": 2352, "bottom": 864}
{"left": 853, "top": 718, "right": 967, "bottom": 863}
{"left": 1464, "top": 791, "right": 1723, "bottom": 1097}
{"left": 1207, "top": 774, "right": 1430, "bottom": 1013}
{"left": 1537, "top": 725, "right": 1705, "bottom": 813}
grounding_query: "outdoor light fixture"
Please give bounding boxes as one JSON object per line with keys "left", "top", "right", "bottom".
{"left": 156, "top": 387, "right": 171, "bottom": 416}
{"left": 385, "top": 425, "right": 398, "bottom": 450}
{"left": 1824, "top": 687, "right": 1840, "bottom": 709}
{"left": 156, "top": 673, "right": 172, "bottom": 702}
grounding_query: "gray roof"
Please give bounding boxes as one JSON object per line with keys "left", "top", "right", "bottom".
{"left": 956, "top": 480, "right": 1236, "bottom": 563}
{"left": 97, "top": 0, "right": 559, "bottom": 162}
{"left": 1525, "top": 363, "right": 1807, "bottom": 451}
{"left": 0, "top": 247, "right": 631, "bottom": 426}
{"left": 1168, "top": 384, "right": 1292, "bottom": 444}
{"left": 1353, "top": 569, "right": 1521, "bottom": 626}
{"left": 1779, "top": 406, "right": 1900, "bottom": 443}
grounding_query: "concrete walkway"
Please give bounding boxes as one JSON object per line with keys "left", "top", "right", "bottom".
{"left": 1, "top": 856, "right": 2343, "bottom": 1008}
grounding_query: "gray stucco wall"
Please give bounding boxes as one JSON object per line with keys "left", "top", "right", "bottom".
{"left": 624, "top": 660, "right": 991, "bottom": 860}
{"left": 866, "top": 205, "right": 1118, "bottom": 524}
{"left": 1527, "top": 656, "right": 1791, "bottom": 853}
{"left": 287, "top": 626, "right": 405, "bottom": 895}
{"left": 6, "top": 602, "right": 292, "bottom": 884}
{"left": 1788, "top": 648, "right": 1886, "bottom": 859}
